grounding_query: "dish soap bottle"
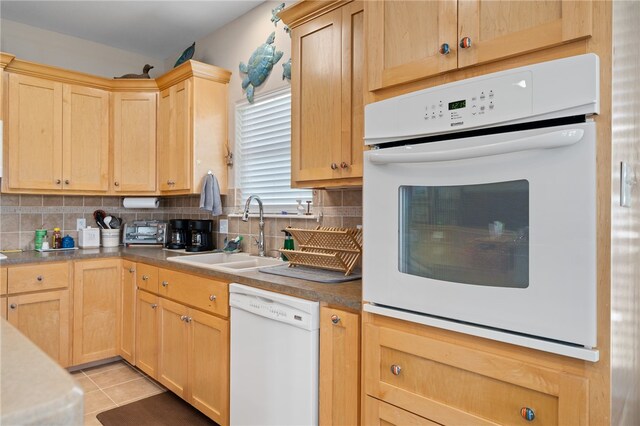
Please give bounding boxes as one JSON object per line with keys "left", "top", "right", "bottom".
{"left": 281, "top": 229, "right": 294, "bottom": 260}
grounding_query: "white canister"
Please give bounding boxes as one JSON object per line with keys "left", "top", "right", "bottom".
{"left": 101, "top": 229, "right": 121, "bottom": 247}
{"left": 79, "top": 227, "right": 100, "bottom": 248}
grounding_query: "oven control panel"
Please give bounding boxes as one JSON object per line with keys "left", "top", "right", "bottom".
{"left": 364, "top": 53, "right": 600, "bottom": 145}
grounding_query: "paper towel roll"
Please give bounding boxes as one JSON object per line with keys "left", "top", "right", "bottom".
{"left": 122, "top": 197, "right": 159, "bottom": 209}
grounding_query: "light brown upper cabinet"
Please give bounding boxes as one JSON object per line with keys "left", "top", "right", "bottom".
{"left": 367, "top": 0, "right": 593, "bottom": 91}
{"left": 156, "top": 61, "right": 231, "bottom": 195}
{"left": 281, "top": 1, "right": 364, "bottom": 188}
{"left": 5, "top": 74, "right": 109, "bottom": 192}
{"left": 112, "top": 91, "right": 158, "bottom": 193}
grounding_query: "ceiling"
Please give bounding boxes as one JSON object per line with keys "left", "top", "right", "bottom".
{"left": 0, "top": 1, "right": 265, "bottom": 59}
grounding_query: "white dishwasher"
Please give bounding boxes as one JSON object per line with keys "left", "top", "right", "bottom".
{"left": 229, "top": 283, "right": 319, "bottom": 426}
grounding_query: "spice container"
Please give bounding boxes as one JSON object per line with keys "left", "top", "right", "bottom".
{"left": 52, "top": 228, "right": 62, "bottom": 249}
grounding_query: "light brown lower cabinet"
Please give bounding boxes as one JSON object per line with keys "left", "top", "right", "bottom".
{"left": 319, "top": 306, "right": 360, "bottom": 426}
{"left": 135, "top": 289, "right": 159, "bottom": 378}
{"left": 73, "top": 259, "right": 121, "bottom": 365}
{"left": 1, "top": 296, "right": 6, "bottom": 319}
{"left": 158, "top": 297, "right": 229, "bottom": 425}
{"left": 7, "top": 290, "right": 71, "bottom": 367}
{"left": 119, "top": 260, "right": 136, "bottom": 364}
{"left": 1, "top": 266, "right": 6, "bottom": 319}
{"left": 364, "top": 316, "right": 589, "bottom": 425}
{"left": 364, "top": 396, "right": 440, "bottom": 426}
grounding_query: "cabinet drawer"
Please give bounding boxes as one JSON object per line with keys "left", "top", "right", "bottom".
{"left": 136, "top": 263, "right": 159, "bottom": 293}
{"left": 1, "top": 267, "right": 7, "bottom": 295}
{"left": 158, "top": 269, "right": 228, "bottom": 318}
{"left": 364, "top": 396, "right": 439, "bottom": 426}
{"left": 364, "top": 323, "right": 588, "bottom": 425}
{"left": 8, "top": 262, "right": 69, "bottom": 293}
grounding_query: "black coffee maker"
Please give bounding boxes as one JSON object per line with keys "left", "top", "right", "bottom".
{"left": 166, "top": 219, "right": 189, "bottom": 249}
{"left": 186, "top": 220, "right": 214, "bottom": 252}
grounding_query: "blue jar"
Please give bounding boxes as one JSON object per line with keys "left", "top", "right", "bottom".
{"left": 61, "top": 235, "right": 75, "bottom": 248}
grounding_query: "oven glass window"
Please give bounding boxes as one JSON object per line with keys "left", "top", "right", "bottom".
{"left": 399, "top": 180, "right": 529, "bottom": 288}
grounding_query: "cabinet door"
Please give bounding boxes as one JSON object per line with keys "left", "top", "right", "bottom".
{"left": 339, "top": 2, "right": 365, "bottom": 181}
{"left": 158, "top": 80, "right": 191, "bottom": 193}
{"left": 291, "top": 7, "right": 343, "bottom": 183}
{"left": 136, "top": 290, "right": 159, "bottom": 378}
{"left": 7, "top": 290, "right": 70, "bottom": 367}
{"left": 366, "top": 0, "right": 458, "bottom": 91}
{"left": 112, "top": 92, "right": 157, "bottom": 193}
{"left": 62, "top": 84, "right": 109, "bottom": 192}
{"left": 188, "top": 308, "right": 229, "bottom": 424}
{"left": 158, "top": 297, "right": 189, "bottom": 398}
{"left": 120, "top": 260, "right": 136, "bottom": 364}
{"left": 7, "top": 74, "right": 63, "bottom": 190}
{"left": 457, "top": 0, "right": 592, "bottom": 68}
{"left": 319, "top": 307, "right": 360, "bottom": 426}
{"left": 73, "top": 259, "right": 121, "bottom": 365}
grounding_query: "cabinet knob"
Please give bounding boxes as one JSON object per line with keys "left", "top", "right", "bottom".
{"left": 186, "top": 316, "right": 192, "bottom": 323}
{"left": 439, "top": 43, "right": 451, "bottom": 55}
{"left": 151, "top": 303, "right": 158, "bottom": 309}
{"left": 340, "top": 162, "right": 348, "bottom": 169}
{"left": 64, "top": 179, "right": 70, "bottom": 185}
{"left": 459, "top": 36, "right": 472, "bottom": 49}
{"left": 162, "top": 280, "right": 169, "bottom": 287}
{"left": 36, "top": 275, "right": 44, "bottom": 282}
{"left": 142, "top": 275, "right": 149, "bottom": 281}
{"left": 390, "top": 364, "right": 402, "bottom": 376}
{"left": 180, "top": 315, "right": 187, "bottom": 321}
{"left": 209, "top": 294, "right": 217, "bottom": 301}
{"left": 114, "top": 181, "right": 120, "bottom": 187}
{"left": 330, "top": 314, "right": 341, "bottom": 324}
{"left": 330, "top": 163, "right": 338, "bottom": 170}
{"left": 55, "top": 179, "right": 61, "bottom": 184}
{"left": 10, "top": 304, "right": 17, "bottom": 310}
{"left": 129, "top": 268, "right": 135, "bottom": 273}
{"left": 520, "top": 407, "right": 535, "bottom": 421}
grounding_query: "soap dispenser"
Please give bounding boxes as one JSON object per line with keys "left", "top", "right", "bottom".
{"left": 281, "top": 229, "right": 294, "bottom": 260}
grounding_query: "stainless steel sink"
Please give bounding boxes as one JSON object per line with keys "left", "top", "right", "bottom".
{"left": 166, "top": 252, "right": 284, "bottom": 272}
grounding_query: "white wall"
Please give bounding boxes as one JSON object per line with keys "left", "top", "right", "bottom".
{"left": 165, "top": 1, "right": 293, "bottom": 188}
{"left": 0, "top": 19, "right": 163, "bottom": 78}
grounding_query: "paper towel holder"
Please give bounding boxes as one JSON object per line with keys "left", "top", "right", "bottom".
{"left": 122, "top": 197, "right": 160, "bottom": 209}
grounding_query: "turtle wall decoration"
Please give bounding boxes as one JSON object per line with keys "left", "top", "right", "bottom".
{"left": 271, "top": 3, "right": 285, "bottom": 26}
{"left": 282, "top": 58, "right": 291, "bottom": 81}
{"left": 239, "top": 32, "right": 284, "bottom": 103}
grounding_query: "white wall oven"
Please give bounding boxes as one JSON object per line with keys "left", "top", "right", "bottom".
{"left": 363, "top": 54, "right": 600, "bottom": 361}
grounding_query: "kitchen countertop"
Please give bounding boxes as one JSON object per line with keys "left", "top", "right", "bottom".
{"left": 0, "top": 247, "right": 362, "bottom": 310}
{"left": 0, "top": 319, "right": 84, "bottom": 425}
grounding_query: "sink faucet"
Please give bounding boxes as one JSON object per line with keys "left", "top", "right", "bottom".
{"left": 242, "top": 195, "right": 265, "bottom": 257}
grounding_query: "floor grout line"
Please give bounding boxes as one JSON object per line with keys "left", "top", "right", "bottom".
{"left": 99, "top": 375, "right": 148, "bottom": 392}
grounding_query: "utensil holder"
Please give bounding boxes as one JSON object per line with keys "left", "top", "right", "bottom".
{"left": 101, "top": 229, "right": 121, "bottom": 247}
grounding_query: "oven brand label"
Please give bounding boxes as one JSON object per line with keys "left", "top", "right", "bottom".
{"left": 451, "top": 121, "right": 464, "bottom": 127}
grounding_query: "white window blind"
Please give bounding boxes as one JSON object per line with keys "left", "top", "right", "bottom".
{"left": 236, "top": 88, "right": 311, "bottom": 211}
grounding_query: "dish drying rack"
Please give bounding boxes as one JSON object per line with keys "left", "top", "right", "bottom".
{"left": 280, "top": 226, "right": 363, "bottom": 276}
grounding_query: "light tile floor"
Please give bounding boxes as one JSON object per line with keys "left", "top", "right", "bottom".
{"left": 70, "top": 360, "right": 165, "bottom": 426}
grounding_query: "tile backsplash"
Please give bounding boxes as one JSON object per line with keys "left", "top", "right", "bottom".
{"left": 0, "top": 189, "right": 362, "bottom": 254}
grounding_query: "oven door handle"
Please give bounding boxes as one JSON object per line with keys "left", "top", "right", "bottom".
{"left": 368, "top": 128, "right": 585, "bottom": 164}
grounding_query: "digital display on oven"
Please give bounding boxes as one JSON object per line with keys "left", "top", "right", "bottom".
{"left": 448, "top": 100, "right": 466, "bottom": 110}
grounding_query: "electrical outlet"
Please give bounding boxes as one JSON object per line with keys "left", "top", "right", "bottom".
{"left": 76, "top": 218, "right": 86, "bottom": 230}
{"left": 219, "top": 219, "right": 229, "bottom": 234}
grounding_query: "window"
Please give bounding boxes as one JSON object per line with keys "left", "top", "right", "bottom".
{"left": 236, "top": 88, "right": 311, "bottom": 211}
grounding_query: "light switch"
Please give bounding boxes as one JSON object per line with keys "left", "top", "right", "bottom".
{"left": 76, "top": 218, "right": 86, "bottom": 230}
{"left": 219, "top": 219, "right": 229, "bottom": 234}
{"left": 620, "top": 162, "right": 633, "bottom": 208}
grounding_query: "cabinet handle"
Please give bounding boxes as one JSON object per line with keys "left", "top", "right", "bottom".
{"left": 129, "top": 268, "right": 135, "bottom": 273}
{"left": 114, "top": 181, "right": 120, "bottom": 187}
{"left": 55, "top": 179, "right": 61, "bottom": 184}
{"left": 520, "top": 407, "right": 535, "bottom": 421}
{"left": 459, "top": 36, "right": 472, "bottom": 49}
{"left": 390, "top": 364, "right": 402, "bottom": 376}
{"left": 439, "top": 43, "right": 451, "bottom": 55}
{"left": 10, "top": 304, "right": 17, "bottom": 310}
{"left": 340, "top": 162, "right": 348, "bottom": 169}
{"left": 209, "top": 294, "right": 216, "bottom": 301}
{"left": 151, "top": 303, "right": 158, "bottom": 309}
{"left": 64, "top": 179, "right": 70, "bottom": 185}
{"left": 142, "top": 275, "right": 149, "bottom": 281}
{"left": 36, "top": 275, "right": 44, "bottom": 282}
{"left": 330, "top": 163, "right": 338, "bottom": 170}
{"left": 330, "top": 314, "right": 341, "bottom": 324}
{"left": 162, "top": 280, "right": 169, "bottom": 287}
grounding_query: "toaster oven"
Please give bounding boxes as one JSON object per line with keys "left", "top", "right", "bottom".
{"left": 123, "top": 220, "right": 168, "bottom": 245}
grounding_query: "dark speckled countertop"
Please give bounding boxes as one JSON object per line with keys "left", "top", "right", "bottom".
{"left": 0, "top": 247, "right": 362, "bottom": 311}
